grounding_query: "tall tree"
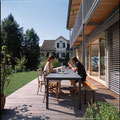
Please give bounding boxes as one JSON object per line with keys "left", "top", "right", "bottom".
{"left": 1, "top": 14, "right": 24, "bottom": 67}
{"left": 23, "top": 28, "right": 40, "bottom": 70}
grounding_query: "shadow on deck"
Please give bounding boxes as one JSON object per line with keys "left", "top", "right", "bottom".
{"left": 2, "top": 105, "right": 50, "bottom": 120}
{"left": 1, "top": 78, "right": 119, "bottom": 120}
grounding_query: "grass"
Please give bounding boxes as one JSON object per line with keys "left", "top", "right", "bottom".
{"left": 4, "top": 71, "right": 37, "bottom": 97}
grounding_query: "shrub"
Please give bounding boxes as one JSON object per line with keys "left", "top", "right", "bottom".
{"left": 15, "top": 54, "right": 27, "bottom": 72}
{"left": 1, "top": 45, "right": 12, "bottom": 95}
{"left": 52, "top": 58, "right": 60, "bottom": 68}
{"left": 83, "top": 101, "right": 120, "bottom": 120}
{"left": 39, "top": 53, "right": 47, "bottom": 71}
{"left": 58, "top": 54, "right": 70, "bottom": 66}
{"left": 39, "top": 54, "right": 60, "bottom": 70}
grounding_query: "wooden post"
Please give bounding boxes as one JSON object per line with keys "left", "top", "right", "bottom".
{"left": 82, "top": 23, "right": 85, "bottom": 66}
{"left": 82, "top": 0, "right": 85, "bottom": 67}
{"left": 98, "top": 39, "right": 101, "bottom": 79}
{"left": 89, "top": 45, "right": 91, "bottom": 75}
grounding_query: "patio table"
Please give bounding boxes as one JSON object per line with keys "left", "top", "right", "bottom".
{"left": 46, "top": 69, "right": 82, "bottom": 109}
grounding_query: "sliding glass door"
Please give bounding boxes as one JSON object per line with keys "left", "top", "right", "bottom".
{"left": 91, "top": 44, "right": 99, "bottom": 76}
{"left": 100, "top": 39, "right": 105, "bottom": 80}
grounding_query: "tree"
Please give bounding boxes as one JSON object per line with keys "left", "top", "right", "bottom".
{"left": 23, "top": 28, "right": 40, "bottom": 70}
{"left": 1, "top": 14, "right": 24, "bottom": 67}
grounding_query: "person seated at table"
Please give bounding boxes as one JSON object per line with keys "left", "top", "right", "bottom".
{"left": 68, "top": 56, "right": 87, "bottom": 93}
{"left": 44, "top": 55, "right": 63, "bottom": 94}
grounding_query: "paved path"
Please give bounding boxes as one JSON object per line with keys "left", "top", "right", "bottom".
{"left": 1, "top": 77, "right": 119, "bottom": 120}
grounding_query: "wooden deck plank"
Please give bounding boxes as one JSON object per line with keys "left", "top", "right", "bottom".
{"left": 1, "top": 77, "right": 119, "bottom": 120}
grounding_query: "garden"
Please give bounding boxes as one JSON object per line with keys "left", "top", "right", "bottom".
{"left": 1, "top": 14, "right": 40, "bottom": 111}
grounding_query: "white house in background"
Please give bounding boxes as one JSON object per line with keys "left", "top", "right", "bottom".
{"left": 55, "top": 36, "right": 71, "bottom": 58}
{"left": 40, "top": 36, "right": 75, "bottom": 60}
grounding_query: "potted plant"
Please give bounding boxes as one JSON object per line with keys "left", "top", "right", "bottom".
{"left": 1, "top": 45, "right": 12, "bottom": 111}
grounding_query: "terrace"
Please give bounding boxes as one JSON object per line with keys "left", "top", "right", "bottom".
{"left": 2, "top": 76, "right": 119, "bottom": 120}
{"left": 1, "top": 0, "right": 119, "bottom": 119}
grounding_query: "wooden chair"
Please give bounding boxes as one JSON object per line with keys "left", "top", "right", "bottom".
{"left": 37, "top": 69, "right": 45, "bottom": 94}
{"left": 43, "top": 71, "right": 59, "bottom": 103}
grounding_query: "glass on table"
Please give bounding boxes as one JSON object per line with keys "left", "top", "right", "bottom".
{"left": 62, "top": 66, "right": 65, "bottom": 73}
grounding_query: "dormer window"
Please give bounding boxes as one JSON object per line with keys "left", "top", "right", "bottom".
{"left": 59, "top": 43, "right": 63, "bottom": 48}
{"left": 57, "top": 41, "right": 65, "bottom": 48}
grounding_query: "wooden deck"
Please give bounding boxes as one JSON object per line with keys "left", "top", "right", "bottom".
{"left": 1, "top": 77, "right": 119, "bottom": 120}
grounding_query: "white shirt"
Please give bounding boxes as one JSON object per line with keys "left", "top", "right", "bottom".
{"left": 43, "top": 61, "right": 61, "bottom": 83}
{"left": 44, "top": 61, "right": 53, "bottom": 74}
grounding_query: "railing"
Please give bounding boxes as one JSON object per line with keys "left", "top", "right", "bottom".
{"left": 83, "top": 0, "right": 101, "bottom": 23}
{"left": 70, "top": 0, "right": 101, "bottom": 48}
{"left": 70, "top": 4, "right": 83, "bottom": 47}
{"left": 83, "top": 0, "right": 95, "bottom": 22}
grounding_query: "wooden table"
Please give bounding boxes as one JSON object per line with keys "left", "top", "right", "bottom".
{"left": 46, "top": 69, "right": 82, "bottom": 109}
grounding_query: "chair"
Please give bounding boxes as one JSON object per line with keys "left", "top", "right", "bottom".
{"left": 42, "top": 71, "right": 59, "bottom": 103}
{"left": 37, "top": 69, "right": 45, "bottom": 94}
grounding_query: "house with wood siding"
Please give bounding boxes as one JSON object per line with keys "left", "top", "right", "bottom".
{"left": 66, "top": 0, "right": 119, "bottom": 94}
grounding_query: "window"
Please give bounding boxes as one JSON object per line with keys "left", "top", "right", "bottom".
{"left": 47, "top": 52, "right": 49, "bottom": 57}
{"left": 57, "top": 53, "right": 59, "bottom": 58}
{"left": 67, "top": 44, "right": 70, "bottom": 49}
{"left": 67, "top": 53, "right": 69, "bottom": 58}
{"left": 100, "top": 39, "right": 105, "bottom": 80}
{"left": 61, "top": 53, "right": 65, "bottom": 58}
{"left": 91, "top": 44, "right": 99, "bottom": 76}
{"left": 58, "top": 41, "right": 65, "bottom": 48}
{"left": 59, "top": 43, "right": 63, "bottom": 48}
{"left": 63, "top": 43, "right": 65, "bottom": 48}
{"left": 57, "top": 43, "right": 59, "bottom": 48}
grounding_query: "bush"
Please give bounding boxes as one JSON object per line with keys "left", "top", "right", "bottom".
{"left": 58, "top": 53, "right": 70, "bottom": 66}
{"left": 15, "top": 54, "right": 27, "bottom": 72}
{"left": 39, "top": 54, "right": 60, "bottom": 71}
{"left": 83, "top": 101, "right": 120, "bottom": 120}
{"left": 1, "top": 45, "right": 13, "bottom": 95}
{"left": 39, "top": 53, "right": 47, "bottom": 71}
{"left": 52, "top": 58, "right": 60, "bottom": 68}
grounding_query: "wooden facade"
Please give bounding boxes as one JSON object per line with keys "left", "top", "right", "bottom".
{"left": 66, "top": 0, "right": 119, "bottom": 94}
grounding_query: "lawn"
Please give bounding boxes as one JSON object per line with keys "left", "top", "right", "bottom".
{"left": 4, "top": 71, "right": 37, "bottom": 97}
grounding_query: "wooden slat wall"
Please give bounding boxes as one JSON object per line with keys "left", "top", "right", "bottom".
{"left": 107, "top": 21, "right": 120, "bottom": 95}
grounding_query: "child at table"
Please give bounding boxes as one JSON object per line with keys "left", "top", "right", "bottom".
{"left": 44, "top": 55, "right": 63, "bottom": 94}
{"left": 68, "top": 56, "right": 87, "bottom": 93}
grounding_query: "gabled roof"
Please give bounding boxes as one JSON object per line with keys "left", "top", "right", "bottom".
{"left": 40, "top": 36, "right": 70, "bottom": 51}
{"left": 55, "top": 36, "right": 69, "bottom": 42}
{"left": 40, "top": 40, "right": 55, "bottom": 51}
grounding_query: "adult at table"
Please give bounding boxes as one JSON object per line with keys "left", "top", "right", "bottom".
{"left": 44, "top": 55, "right": 63, "bottom": 94}
{"left": 68, "top": 56, "right": 87, "bottom": 93}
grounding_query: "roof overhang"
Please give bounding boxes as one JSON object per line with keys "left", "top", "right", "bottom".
{"left": 66, "top": 0, "right": 82, "bottom": 30}
{"left": 72, "top": 0, "right": 119, "bottom": 47}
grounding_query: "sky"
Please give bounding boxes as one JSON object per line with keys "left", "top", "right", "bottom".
{"left": 1, "top": 0, "right": 70, "bottom": 46}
